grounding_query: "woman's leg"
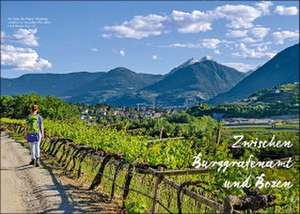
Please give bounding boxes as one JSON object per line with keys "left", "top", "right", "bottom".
{"left": 35, "top": 133, "right": 41, "bottom": 166}
{"left": 29, "top": 142, "right": 36, "bottom": 160}
{"left": 35, "top": 139, "right": 41, "bottom": 159}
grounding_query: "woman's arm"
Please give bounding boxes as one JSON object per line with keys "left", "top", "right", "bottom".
{"left": 24, "top": 117, "right": 27, "bottom": 139}
{"left": 41, "top": 121, "right": 44, "bottom": 139}
{"left": 24, "top": 126, "right": 27, "bottom": 139}
{"left": 38, "top": 115, "right": 44, "bottom": 139}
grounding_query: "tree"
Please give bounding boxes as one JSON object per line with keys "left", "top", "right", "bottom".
{"left": 0, "top": 94, "right": 80, "bottom": 120}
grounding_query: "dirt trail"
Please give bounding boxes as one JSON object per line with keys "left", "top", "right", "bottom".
{"left": 0, "top": 132, "right": 121, "bottom": 213}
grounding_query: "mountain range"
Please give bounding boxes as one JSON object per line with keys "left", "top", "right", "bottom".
{"left": 210, "top": 43, "right": 299, "bottom": 104}
{"left": 142, "top": 57, "right": 245, "bottom": 106}
{"left": 1, "top": 43, "right": 299, "bottom": 107}
{"left": 1, "top": 58, "right": 244, "bottom": 106}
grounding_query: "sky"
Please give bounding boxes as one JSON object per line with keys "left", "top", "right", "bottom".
{"left": 1, "top": 1, "right": 299, "bottom": 78}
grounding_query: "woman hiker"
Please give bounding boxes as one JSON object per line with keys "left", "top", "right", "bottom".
{"left": 25, "top": 104, "right": 44, "bottom": 167}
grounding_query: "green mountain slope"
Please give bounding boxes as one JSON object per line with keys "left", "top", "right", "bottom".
{"left": 139, "top": 58, "right": 246, "bottom": 107}
{"left": 65, "top": 67, "right": 163, "bottom": 104}
{"left": 1, "top": 72, "right": 104, "bottom": 96}
{"left": 189, "top": 82, "right": 299, "bottom": 118}
{"left": 210, "top": 43, "right": 300, "bottom": 104}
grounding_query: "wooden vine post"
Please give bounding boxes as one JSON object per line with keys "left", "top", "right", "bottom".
{"left": 151, "top": 166, "right": 163, "bottom": 214}
{"left": 122, "top": 164, "right": 135, "bottom": 209}
{"left": 159, "top": 127, "right": 164, "bottom": 140}
{"left": 216, "top": 121, "right": 222, "bottom": 145}
{"left": 212, "top": 112, "right": 224, "bottom": 150}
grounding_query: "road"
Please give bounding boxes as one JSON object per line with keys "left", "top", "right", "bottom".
{"left": 225, "top": 125, "right": 299, "bottom": 132}
{"left": 0, "top": 132, "right": 120, "bottom": 213}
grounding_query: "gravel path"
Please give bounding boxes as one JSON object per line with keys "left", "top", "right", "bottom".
{"left": 0, "top": 132, "right": 121, "bottom": 213}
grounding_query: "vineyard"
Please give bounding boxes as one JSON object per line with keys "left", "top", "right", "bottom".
{"left": 1, "top": 115, "right": 299, "bottom": 214}
{"left": 0, "top": 90, "right": 299, "bottom": 214}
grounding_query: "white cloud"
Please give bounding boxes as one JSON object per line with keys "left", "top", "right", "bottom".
{"left": 152, "top": 55, "right": 158, "bottom": 60}
{"left": 171, "top": 3, "right": 270, "bottom": 33}
{"left": 226, "top": 30, "right": 248, "bottom": 38}
{"left": 240, "top": 37, "right": 258, "bottom": 43}
{"left": 167, "top": 38, "right": 221, "bottom": 49}
{"left": 171, "top": 10, "right": 214, "bottom": 33}
{"left": 223, "top": 62, "right": 257, "bottom": 72}
{"left": 215, "top": 4, "right": 262, "bottom": 29}
{"left": 233, "top": 42, "right": 275, "bottom": 59}
{"left": 103, "top": 3, "right": 273, "bottom": 38}
{"left": 91, "top": 48, "right": 99, "bottom": 52}
{"left": 201, "top": 38, "right": 221, "bottom": 49}
{"left": 1, "top": 44, "right": 52, "bottom": 71}
{"left": 101, "top": 34, "right": 110, "bottom": 38}
{"left": 214, "top": 49, "right": 220, "bottom": 55}
{"left": 249, "top": 41, "right": 272, "bottom": 47}
{"left": 12, "top": 28, "right": 39, "bottom": 47}
{"left": 255, "top": 1, "right": 273, "bottom": 15}
{"left": 1, "top": 31, "right": 5, "bottom": 41}
{"left": 226, "top": 26, "right": 269, "bottom": 42}
{"left": 249, "top": 27, "right": 270, "bottom": 39}
{"left": 103, "top": 14, "right": 168, "bottom": 39}
{"left": 167, "top": 42, "right": 201, "bottom": 48}
{"left": 222, "top": 40, "right": 235, "bottom": 48}
{"left": 171, "top": 10, "right": 212, "bottom": 22}
{"left": 274, "top": 6, "right": 299, "bottom": 15}
{"left": 119, "top": 49, "right": 126, "bottom": 56}
{"left": 272, "top": 30, "right": 299, "bottom": 44}
{"left": 177, "top": 22, "right": 212, "bottom": 33}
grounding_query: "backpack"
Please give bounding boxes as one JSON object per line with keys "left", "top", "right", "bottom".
{"left": 26, "top": 115, "right": 41, "bottom": 134}
{"left": 26, "top": 114, "right": 42, "bottom": 142}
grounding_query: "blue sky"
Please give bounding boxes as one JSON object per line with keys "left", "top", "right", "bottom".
{"left": 1, "top": 1, "right": 299, "bottom": 78}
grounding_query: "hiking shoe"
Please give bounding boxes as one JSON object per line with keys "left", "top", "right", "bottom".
{"left": 35, "top": 158, "right": 40, "bottom": 167}
{"left": 29, "top": 159, "right": 35, "bottom": 165}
